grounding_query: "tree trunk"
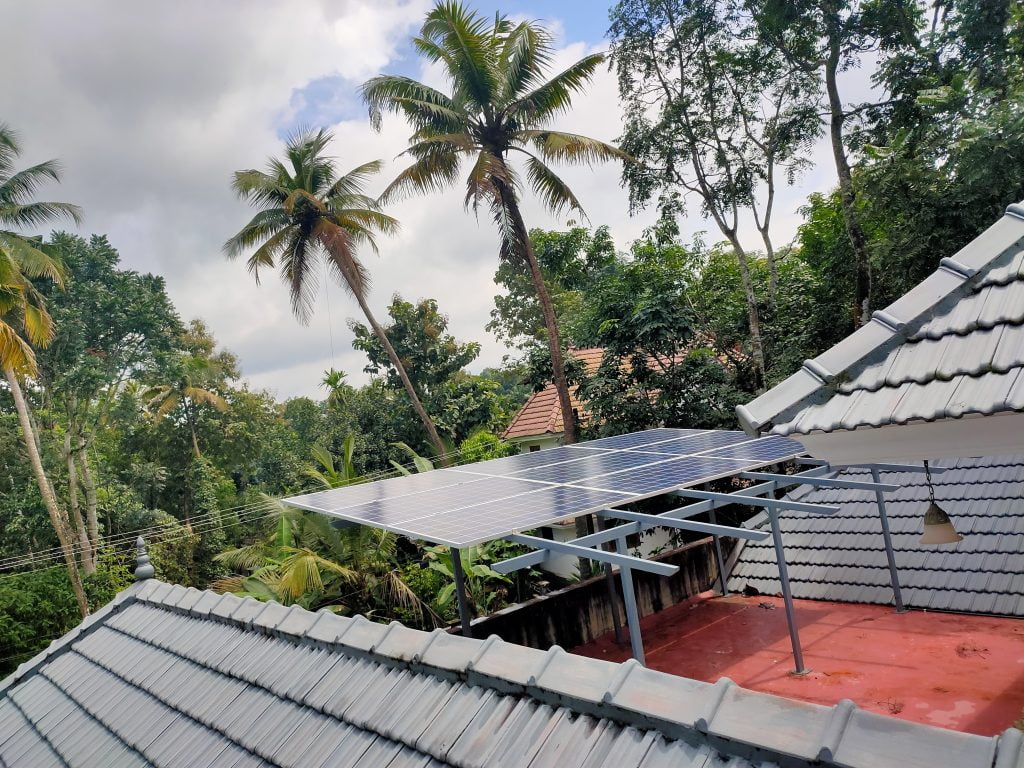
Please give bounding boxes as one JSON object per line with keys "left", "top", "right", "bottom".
{"left": 353, "top": 290, "right": 450, "bottom": 466}
{"left": 495, "top": 183, "right": 578, "bottom": 445}
{"left": 825, "top": 30, "right": 872, "bottom": 326}
{"left": 63, "top": 430, "right": 94, "bottom": 574}
{"left": 76, "top": 442, "right": 100, "bottom": 561}
{"left": 494, "top": 181, "right": 587, "bottom": 576}
{"left": 728, "top": 236, "right": 767, "bottom": 392}
{"left": 4, "top": 365, "right": 90, "bottom": 617}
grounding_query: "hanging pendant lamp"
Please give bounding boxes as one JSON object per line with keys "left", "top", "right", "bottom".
{"left": 920, "top": 460, "right": 962, "bottom": 545}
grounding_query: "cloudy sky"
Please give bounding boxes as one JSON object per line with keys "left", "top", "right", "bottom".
{"left": 1, "top": 0, "right": 857, "bottom": 400}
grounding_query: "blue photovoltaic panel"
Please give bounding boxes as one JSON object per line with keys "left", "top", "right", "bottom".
{"left": 511, "top": 450, "right": 671, "bottom": 484}
{"left": 628, "top": 430, "right": 753, "bottom": 456}
{"left": 571, "top": 455, "right": 758, "bottom": 496}
{"left": 282, "top": 428, "right": 807, "bottom": 547}
{"left": 577, "top": 428, "right": 708, "bottom": 450}
{"left": 699, "top": 434, "right": 804, "bottom": 463}
{"left": 321, "top": 475, "right": 546, "bottom": 527}
{"left": 453, "top": 445, "right": 611, "bottom": 476}
{"left": 286, "top": 468, "right": 482, "bottom": 513}
{"left": 421, "top": 485, "right": 632, "bottom": 546}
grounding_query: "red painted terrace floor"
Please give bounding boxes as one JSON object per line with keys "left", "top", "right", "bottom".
{"left": 572, "top": 593, "right": 1024, "bottom": 736}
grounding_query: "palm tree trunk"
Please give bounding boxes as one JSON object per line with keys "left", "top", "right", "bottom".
{"left": 825, "top": 25, "right": 871, "bottom": 326}
{"left": 4, "top": 365, "right": 90, "bottom": 617}
{"left": 496, "top": 183, "right": 578, "bottom": 444}
{"left": 352, "top": 290, "right": 450, "bottom": 466}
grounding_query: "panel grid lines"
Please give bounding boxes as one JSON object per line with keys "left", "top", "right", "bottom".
{"left": 283, "top": 429, "right": 805, "bottom": 547}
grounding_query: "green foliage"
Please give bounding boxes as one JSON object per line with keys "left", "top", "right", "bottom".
{"left": 0, "top": 556, "right": 129, "bottom": 675}
{"left": 351, "top": 295, "right": 508, "bottom": 445}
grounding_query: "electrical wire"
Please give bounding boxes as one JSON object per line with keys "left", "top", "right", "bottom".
{"left": 0, "top": 434, "right": 513, "bottom": 576}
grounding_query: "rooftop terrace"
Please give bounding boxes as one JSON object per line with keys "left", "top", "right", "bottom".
{"left": 573, "top": 592, "right": 1024, "bottom": 736}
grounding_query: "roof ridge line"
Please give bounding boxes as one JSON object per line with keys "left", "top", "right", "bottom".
{"left": 132, "top": 581, "right": 1021, "bottom": 768}
{"left": 739, "top": 208, "right": 1024, "bottom": 434}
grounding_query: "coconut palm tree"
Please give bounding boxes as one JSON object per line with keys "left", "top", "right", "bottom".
{"left": 225, "top": 129, "right": 449, "bottom": 463}
{"left": 142, "top": 352, "right": 228, "bottom": 459}
{"left": 361, "top": 2, "right": 626, "bottom": 443}
{"left": 0, "top": 123, "right": 89, "bottom": 616}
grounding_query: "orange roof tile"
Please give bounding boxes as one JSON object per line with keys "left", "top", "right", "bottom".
{"left": 502, "top": 348, "right": 603, "bottom": 440}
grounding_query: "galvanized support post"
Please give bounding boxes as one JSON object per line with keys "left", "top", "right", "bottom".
{"left": 597, "top": 517, "right": 624, "bottom": 644}
{"left": 767, "top": 510, "right": 808, "bottom": 675}
{"left": 871, "top": 468, "right": 906, "bottom": 613}
{"left": 614, "top": 536, "right": 646, "bottom": 666}
{"left": 450, "top": 547, "right": 473, "bottom": 638}
{"left": 708, "top": 508, "right": 728, "bottom": 595}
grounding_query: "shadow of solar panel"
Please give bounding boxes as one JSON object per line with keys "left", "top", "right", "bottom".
{"left": 453, "top": 445, "right": 611, "bottom": 476}
{"left": 701, "top": 435, "right": 804, "bottom": 463}
{"left": 419, "top": 485, "right": 632, "bottom": 546}
{"left": 628, "top": 430, "right": 752, "bottom": 455}
{"left": 285, "top": 468, "right": 482, "bottom": 513}
{"left": 573, "top": 456, "right": 757, "bottom": 495}
{"left": 511, "top": 450, "right": 671, "bottom": 484}
{"left": 577, "top": 428, "right": 707, "bottom": 450}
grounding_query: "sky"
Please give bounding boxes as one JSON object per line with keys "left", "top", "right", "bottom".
{"left": 0, "top": 1, "right": 864, "bottom": 401}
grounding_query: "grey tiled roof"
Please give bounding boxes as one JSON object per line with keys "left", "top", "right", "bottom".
{"left": 3, "top": 580, "right": 1022, "bottom": 768}
{"left": 729, "top": 454, "right": 1024, "bottom": 616}
{"left": 737, "top": 202, "right": 1024, "bottom": 437}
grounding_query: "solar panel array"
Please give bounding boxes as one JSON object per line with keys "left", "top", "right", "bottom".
{"left": 284, "top": 429, "right": 804, "bottom": 547}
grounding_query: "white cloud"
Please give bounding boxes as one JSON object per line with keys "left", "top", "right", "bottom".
{"left": 1, "top": 2, "right": 865, "bottom": 400}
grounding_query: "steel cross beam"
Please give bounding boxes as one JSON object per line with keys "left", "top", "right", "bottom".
{"left": 797, "top": 458, "right": 949, "bottom": 474}
{"left": 673, "top": 489, "right": 841, "bottom": 515}
{"left": 499, "top": 534, "right": 680, "bottom": 577}
{"left": 492, "top": 465, "right": 836, "bottom": 573}
{"left": 596, "top": 509, "right": 771, "bottom": 542}
{"left": 739, "top": 472, "right": 900, "bottom": 493}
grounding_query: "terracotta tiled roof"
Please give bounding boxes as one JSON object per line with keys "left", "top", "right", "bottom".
{"left": 502, "top": 348, "right": 604, "bottom": 441}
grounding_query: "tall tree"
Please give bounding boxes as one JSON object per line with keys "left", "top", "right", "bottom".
{"left": 0, "top": 123, "right": 88, "bottom": 616}
{"left": 750, "top": 0, "right": 916, "bottom": 324}
{"left": 35, "top": 233, "right": 181, "bottom": 573}
{"left": 362, "top": 1, "right": 626, "bottom": 444}
{"left": 609, "top": 0, "right": 819, "bottom": 388}
{"left": 225, "top": 129, "right": 449, "bottom": 463}
{"left": 143, "top": 320, "right": 233, "bottom": 461}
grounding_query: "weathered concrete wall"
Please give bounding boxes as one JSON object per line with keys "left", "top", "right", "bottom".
{"left": 468, "top": 537, "right": 722, "bottom": 651}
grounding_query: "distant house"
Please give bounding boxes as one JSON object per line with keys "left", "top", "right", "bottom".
{"left": 3, "top": 571, "right": 1021, "bottom": 768}
{"left": 502, "top": 347, "right": 604, "bottom": 452}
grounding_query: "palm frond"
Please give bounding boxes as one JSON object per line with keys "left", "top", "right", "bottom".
{"left": 0, "top": 201, "right": 83, "bottom": 228}
{"left": 361, "top": 75, "right": 467, "bottom": 133}
{"left": 499, "top": 20, "right": 553, "bottom": 101}
{"left": 184, "top": 386, "right": 228, "bottom": 411}
{"left": 221, "top": 208, "right": 291, "bottom": 259}
{"left": 325, "top": 160, "right": 384, "bottom": 199}
{"left": 0, "top": 318, "right": 37, "bottom": 376}
{"left": 381, "top": 150, "right": 463, "bottom": 204}
{"left": 520, "top": 130, "right": 630, "bottom": 165}
{"left": 507, "top": 53, "right": 605, "bottom": 125}
{"left": 0, "top": 161, "right": 62, "bottom": 205}
{"left": 417, "top": 2, "right": 499, "bottom": 110}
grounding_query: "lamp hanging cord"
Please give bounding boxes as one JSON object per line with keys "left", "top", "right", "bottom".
{"left": 921, "top": 462, "right": 937, "bottom": 505}
{"left": 923, "top": 459, "right": 936, "bottom": 503}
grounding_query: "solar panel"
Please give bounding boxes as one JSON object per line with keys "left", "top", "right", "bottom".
{"left": 571, "top": 456, "right": 757, "bottom": 496}
{"left": 282, "top": 428, "right": 806, "bottom": 547}
{"left": 578, "top": 428, "right": 707, "bottom": 450}
{"left": 510, "top": 450, "right": 671, "bottom": 484}
{"left": 699, "top": 434, "right": 804, "bottom": 463}
{"left": 452, "top": 445, "right": 611, "bottom": 476}
{"left": 285, "top": 468, "right": 481, "bottom": 513}
{"left": 627, "top": 430, "right": 752, "bottom": 456}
